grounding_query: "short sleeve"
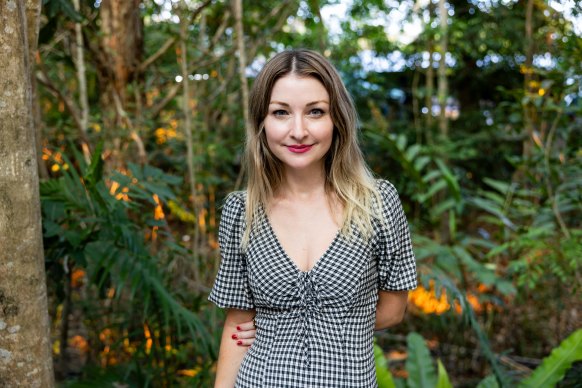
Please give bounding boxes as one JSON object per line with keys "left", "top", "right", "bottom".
{"left": 376, "top": 180, "right": 417, "bottom": 291}
{"left": 208, "top": 192, "right": 255, "bottom": 309}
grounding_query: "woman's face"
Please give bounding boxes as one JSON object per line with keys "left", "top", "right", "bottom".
{"left": 263, "top": 74, "right": 334, "bottom": 174}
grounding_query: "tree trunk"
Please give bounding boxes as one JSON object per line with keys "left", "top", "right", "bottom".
{"left": 425, "top": 1, "right": 435, "bottom": 144}
{"left": 437, "top": 0, "right": 448, "bottom": 139}
{"left": 25, "top": 0, "right": 48, "bottom": 180}
{"left": 523, "top": 0, "right": 535, "bottom": 160}
{"left": 179, "top": 2, "right": 201, "bottom": 286}
{"left": 99, "top": 0, "right": 143, "bottom": 110}
{"left": 232, "top": 0, "right": 250, "bottom": 192}
{"left": 73, "top": 0, "right": 89, "bottom": 139}
{"left": 437, "top": 0, "right": 450, "bottom": 243}
{"left": 232, "top": 0, "right": 251, "bottom": 134}
{"left": 308, "top": 0, "right": 327, "bottom": 52}
{"left": 0, "top": 0, "right": 54, "bottom": 385}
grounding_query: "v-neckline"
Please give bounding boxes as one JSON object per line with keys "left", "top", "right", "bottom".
{"left": 262, "top": 207, "right": 340, "bottom": 274}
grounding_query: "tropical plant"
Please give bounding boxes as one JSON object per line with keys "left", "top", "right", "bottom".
{"left": 374, "top": 332, "right": 453, "bottom": 388}
{"left": 519, "top": 328, "right": 582, "bottom": 388}
{"left": 41, "top": 145, "right": 213, "bottom": 384}
{"left": 376, "top": 329, "right": 582, "bottom": 388}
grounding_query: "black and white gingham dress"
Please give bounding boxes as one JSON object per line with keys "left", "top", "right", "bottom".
{"left": 209, "top": 179, "right": 417, "bottom": 387}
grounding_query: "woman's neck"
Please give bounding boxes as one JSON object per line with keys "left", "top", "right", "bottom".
{"left": 276, "top": 165, "right": 327, "bottom": 200}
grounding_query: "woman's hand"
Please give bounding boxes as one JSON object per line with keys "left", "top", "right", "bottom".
{"left": 215, "top": 309, "right": 255, "bottom": 387}
{"left": 231, "top": 319, "right": 256, "bottom": 347}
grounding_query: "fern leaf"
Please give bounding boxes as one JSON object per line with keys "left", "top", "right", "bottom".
{"left": 519, "top": 329, "right": 582, "bottom": 388}
{"left": 406, "top": 332, "right": 437, "bottom": 388}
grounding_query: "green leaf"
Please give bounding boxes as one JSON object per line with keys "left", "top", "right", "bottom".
{"left": 56, "top": 0, "right": 83, "bottom": 22}
{"left": 43, "top": 219, "right": 62, "bottom": 237}
{"left": 406, "top": 332, "right": 437, "bottom": 388}
{"left": 476, "top": 375, "right": 500, "bottom": 388}
{"left": 519, "top": 329, "right": 582, "bottom": 388}
{"left": 422, "top": 169, "right": 443, "bottom": 184}
{"left": 405, "top": 144, "right": 422, "bottom": 161}
{"left": 436, "top": 359, "right": 453, "bottom": 388}
{"left": 396, "top": 134, "right": 407, "bottom": 150}
{"left": 435, "top": 159, "right": 461, "bottom": 202}
{"left": 483, "top": 178, "right": 512, "bottom": 195}
{"left": 394, "top": 378, "right": 406, "bottom": 388}
{"left": 468, "top": 197, "right": 517, "bottom": 230}
{"left": 374, "top": 344, "right": 396, "bottom": 388}
{"left": 431, "top": 198, "right": 457, "bottom": 218}
{"left": 414, "top": 156, "right": 431, "bottom": 172}
{"left": 84, "top": 142, "right": 104, "bottom": 188}
{"left": 418, "top": 180, "right": 447, "bottom": 203}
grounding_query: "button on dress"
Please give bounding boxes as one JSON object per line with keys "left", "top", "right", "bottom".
{"left": 209, "top": 179, "right": 417, "bottom": 387}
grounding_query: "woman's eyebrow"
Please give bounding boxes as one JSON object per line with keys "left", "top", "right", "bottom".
{"left": 269, "top": 100, "right": 330, "bottom": 106}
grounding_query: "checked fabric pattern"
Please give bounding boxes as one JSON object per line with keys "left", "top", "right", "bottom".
{"left": 209, "top": 179, "right": 417, "bottom": 387}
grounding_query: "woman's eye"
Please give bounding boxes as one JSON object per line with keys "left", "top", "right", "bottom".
{"left": 309, "top": 108, "right": 325, "bottom": 117}
{"left": 272, "top": 110, "right": 288, "bottom": 117}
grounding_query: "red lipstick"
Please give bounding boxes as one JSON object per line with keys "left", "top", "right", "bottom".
{"left": 287, "top": 144, "right": 313, "bottom": 153}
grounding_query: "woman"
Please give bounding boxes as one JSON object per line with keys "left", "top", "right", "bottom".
{"left": 209, "top": 49, "right": 417, "bottom": 387}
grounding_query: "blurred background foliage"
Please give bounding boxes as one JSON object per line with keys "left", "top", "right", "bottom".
{"left": 35, "top": 0, "right": 581, "bottom": 386}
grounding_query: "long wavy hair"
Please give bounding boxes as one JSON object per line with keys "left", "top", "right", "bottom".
{"left": 242, "top": 49, "right": 381, "bottom": 247}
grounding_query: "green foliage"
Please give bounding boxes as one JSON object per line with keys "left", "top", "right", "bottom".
{"left": 470, "top": 174, "right": 582, "bottom": 293}
{"left": 476, "top": 375, "right": 500, "bottom": 388}
{"left": 35, "top": 0, "right": 582, "bottom": 384}
{"left": 519, "top": 329, "right": 582, "bottom": 388}
{"left": 41, "top": 146, "right": 212, "bottom": 383}
{"left": 406, "top": 332, "right": 437, "bottom": 388}
{"left": 376, "top": 329, "right": 582, "bottom": 388}
{"left": 374, "top": 334, "right": 455, "bottom": 388}
{"left": 422, "top": 273, "right": 512, "bottom": 387}
{"left": 436, "top": 359, "right": 453, "bottom": 388}
{"left": 375, "top": 343, "right": 397, "bottom": 388}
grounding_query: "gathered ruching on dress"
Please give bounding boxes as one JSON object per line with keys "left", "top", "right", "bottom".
{"left": 209, "top": 180, "right": 417, "bottom": 387}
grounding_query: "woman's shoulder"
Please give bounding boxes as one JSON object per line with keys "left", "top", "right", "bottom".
{"left": 222, "top": 191, "right": 247, "bottom": 215}
{"left": 225, "top": 190, "right": 247, "bottom": 203}
{"left": 374, "top": 178, "right": 400, "bottom": 201}
{"left": 372, "top": 179, "right": 407, "bottom": 219}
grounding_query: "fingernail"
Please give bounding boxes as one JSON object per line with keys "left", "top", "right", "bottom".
{"left": 236, "top": 326, "right": 241, "bottom": 331}
{"left": 231, "top": 334, "right": 238, "bottom": 339}
{"left": 237, "top": 340, "right": 242, "bottom": 345}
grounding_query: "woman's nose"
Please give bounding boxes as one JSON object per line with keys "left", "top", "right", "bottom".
{"left": 291, "top": 116, "right": 307, "bottom": 139}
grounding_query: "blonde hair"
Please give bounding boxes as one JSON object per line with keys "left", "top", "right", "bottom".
{"left": 243, "top": 49, "right": 381, "bottom": 247}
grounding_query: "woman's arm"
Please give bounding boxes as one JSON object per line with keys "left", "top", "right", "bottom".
{"left": 215, "top": 308, "right": 256, "bottom": 388}
{"left": 375, "top": 290, "right": 409, "bottom": 330}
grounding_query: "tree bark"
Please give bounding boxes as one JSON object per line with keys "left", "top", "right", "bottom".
{"left": 97, "top": 0, "right": 146, "bottom": 164}
{"left": 73, "top": 0, "right": 89, "bottom": 138}
{"left": 232, "top": 0, "right": 250, "bottom": 191}
{"left": 437, "top": 0, "right": 448, "bottom": 139}
{"left": 523, "top": 0, "right": 535, "bottom": 160}
{"left": 179, "top": 2, "right": 201, "bottom": 285}
{"left": 437, "top": 0, "right": 450, "bottom": 243}
{"left": 232, "top": 0, "right": 251, "bottom": 134}
{"left": 0, "top": 0, "right": 55, "bottom": 385}
{"left": 25, "top": 0, "right": 48, "bottom": 180}
{"left": 99, "top": 0, "right": 143, "bottom": 109}
{"left": 425, "top": 1, "right": 435, "bottom": 144}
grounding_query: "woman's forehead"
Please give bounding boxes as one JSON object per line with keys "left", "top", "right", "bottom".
{"left": 269, "top": 75, "right": 329, "bottom": 103}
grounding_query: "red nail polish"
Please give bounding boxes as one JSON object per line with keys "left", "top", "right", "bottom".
{"left": 237, "top": 340, "right": 242, "bottom": 345}
{"left": 231, "top": 334, "right": 238, "bottom": 339}
{"left": 236, "top": 326, "right": 241, "bottom": 331}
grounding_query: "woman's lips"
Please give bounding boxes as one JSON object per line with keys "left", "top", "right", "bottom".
{"left": 287, "top": 144, "right": 313, "bottom": 153}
